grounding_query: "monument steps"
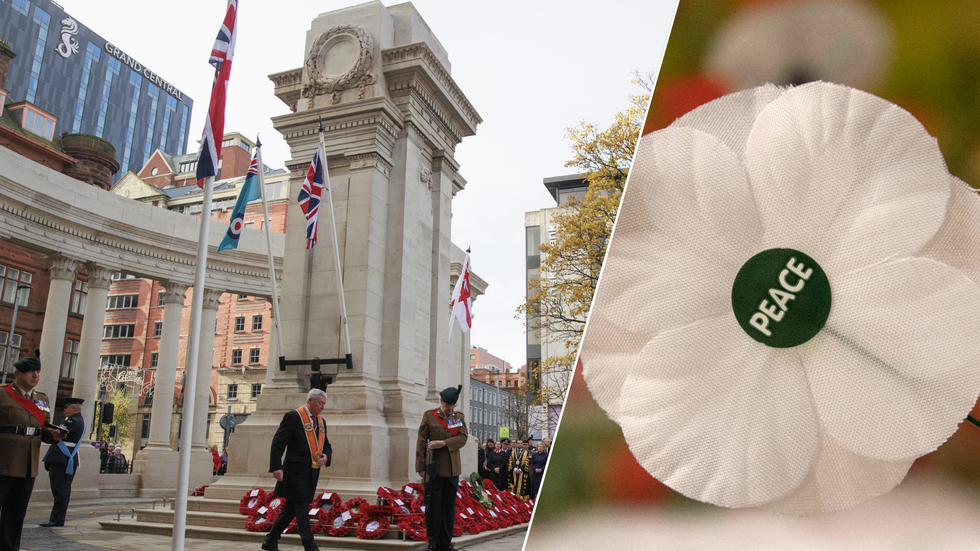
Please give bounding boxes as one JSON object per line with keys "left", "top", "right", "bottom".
{"left": 99, "top": 496, "right": 527, "bottom": 549}
{"left": 100, "top": 509, "right": 528, "bottom": 550}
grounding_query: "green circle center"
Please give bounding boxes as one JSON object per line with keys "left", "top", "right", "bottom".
{"left": 731, "top": 248, "right": 831, "bottom": 348}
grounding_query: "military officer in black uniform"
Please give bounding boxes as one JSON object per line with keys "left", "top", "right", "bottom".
{"left": 0, "top": 357, "right": 64, "bottom": 551}
{"left": 416, "top": 385, "right": 468, "bottom": 551}
{"left": 40, "top": 397, "right": 85, "bottom": 527}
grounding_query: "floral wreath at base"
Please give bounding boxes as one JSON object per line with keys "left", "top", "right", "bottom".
{"left": 191, "top": 485, "right": 208, "bottom": 496}
{"left": 401, "top": 483, "right": 423, "bottom": 499}
{"left": 265, "top": 495, "right": 287, "bottom": 516}
{"left": 245, "top": 506, "right": 278, "bottom": 532}
{"left": 312, "top": 491, "right": 342, "bottom": 515}
{"left": 452, "top": 521, "right": 464, "bottom": 538}
{"left": 355, "top": 513, "right": 391, "bottom": 540}
{"left": 341, "top": 497, "right": 370, "bottom": 519}
{"left": 323, "top": 505, "right": 357, "bottom": 537}
{"left": 397, "top": 514, "right": 426, "bottom": 541}
{"left": 482, "top": 479, "right": 498, "bottom": 491}
{"left": 239, "top": 488, "right": 269, "bottom": 516}
{"left": 409, "top": 495, "right": 425, "bottom": 515}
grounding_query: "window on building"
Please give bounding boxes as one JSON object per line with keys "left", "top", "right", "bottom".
{"left": 0, "top": 265, "right": 32, "bottom": 306}
{"left": 61, "top": 338, "right": 79, "bottom": 379}
{"left": 12, "top": 0, "right": 30, "bottom": 16}
{"left": 100, "top": 354, "right": 131, "bottom": 367}
{"left": 71, "top": 279, "right": 87, "bottom": 314}
{"left": 103, "top": 324, "right": 135, "bottom": 339}
{"left": 238, "top": 294, "right": 248, "bottom": 301}
{"left": 251, "top": 384, "right": 261, "bottom": 399}
{"left": 106, "top": 295, "right": 139, "bottom": 309}
{"left": 141, "top": 414, "right": 151, "bottom": 439}
{"left": 111, "top": 272, "right": 135, "bottom": 280}
{"left": 0, "top": 332, "right": 22, "bottom": 373}
{"left": 264, "top": 182, "right": 282, "bottom": 200}
{"left": 157, "top": 292, "right": 165, "bottom": 306}
{"left": 231, "top": 349, "right": 242, "bottom": 365}
{"left": 470, "top": 354, "right": 475, "bottom": 360}
{"left": 234, "top": 316, "right": 245, "bottom": 332}
{"left": 244, "top": 222, "right": 253, "bottom": 230}
{"left": 227, "top": 384, "right": 238, "bottom": 399}
{"left": 239, "top": 141, "right": 251, "bottom": 153}
{"left": 249, "top": 348, "right": 260, "bottom": 365}
{"left": 222, "top": 138, "right": 235, "bottom": 148}
{"left": 154, "top": 321, "right": 162, "bottom": 337}
{"left": 252, "top": 315, "right": 262, "bottom": 331}
{"left": 150, "top": 352, "right": 159, "bottom": 368}
{"left": 179, "top": 161, "right": 197, "bottom": 174}
{"left": 143, "top": 388, "right": 154, "bottom": 406}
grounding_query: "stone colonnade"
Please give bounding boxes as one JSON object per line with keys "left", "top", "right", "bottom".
{"left": 0, "top": 144, "right": 285, "bottom": 497}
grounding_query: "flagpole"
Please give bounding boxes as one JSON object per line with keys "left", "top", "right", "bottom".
{"left": 255, "top": 137, "right": 284, "bottom": 357}
{"left": 317, "top": 118, "right": 351, "bottom": 358}
{"left": 172, "top": 174, "right": 214, "bottom": 551}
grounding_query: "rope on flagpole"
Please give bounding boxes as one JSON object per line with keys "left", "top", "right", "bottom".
{"left": 255, "top": 136, "right": 285, "bottom": 358}
{"left": 318, "top": 117, "right": 352, "bottom": 362}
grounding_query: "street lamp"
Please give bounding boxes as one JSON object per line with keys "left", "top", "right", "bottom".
{"left": 1, "top": 284, "right": 31, "bottom": 385}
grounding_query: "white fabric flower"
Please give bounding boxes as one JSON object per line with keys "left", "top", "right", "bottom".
{"left": 582, "top": 82, "right": 980, "bottom": 515}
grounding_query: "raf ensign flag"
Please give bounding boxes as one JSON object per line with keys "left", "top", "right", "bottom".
{"left": 298, "top": 146, "right": 325, "bottom": 249}
{"left": 217, "top": 153, "right": 260, "bottom": 252}
{"left": 195, "top": 0, "right": 238, "bottom": 185}
{"left": 448, "top": 250, "right": 472, "bottom": 339}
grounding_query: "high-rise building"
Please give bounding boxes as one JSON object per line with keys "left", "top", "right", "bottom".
{"left": 0, "top": 0, "right": 193, "bottom": 183}
{"left": 524, "top": 174, "right": 589, "bottom": 439}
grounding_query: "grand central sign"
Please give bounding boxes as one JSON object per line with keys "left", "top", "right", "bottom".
{"left": 104, "top": 42, "right": 184, "bottom": 100}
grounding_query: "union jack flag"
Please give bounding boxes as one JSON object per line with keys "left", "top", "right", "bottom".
{"left": 298, "top": 146, "right": 325, "bottom": 249}
{"left": 196, "top": 0, "right": 238, "bottom": 185}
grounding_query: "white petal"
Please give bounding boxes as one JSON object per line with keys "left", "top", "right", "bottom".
{"left": 597, "top": 128, "right": 763, "bottom": 335}
{"left": 672, "top": 84, "right": 785, "bottom": 159}
{"left": 919, "top": 177, "right": 980, "bottom": 287}
{"left": 762, "top": 433, "right": 913, "bottom": 516}
{"left": 619, "top": 314, "right": 818, "bottom": 508}
{"left": 744, "top": 82, "right": 949, "bottom": 273}
{"left": 804, "top": 258, "right": 980, "bottom": 460}
{"left": 580, "top": 312, "right": 649, "bottom": 423}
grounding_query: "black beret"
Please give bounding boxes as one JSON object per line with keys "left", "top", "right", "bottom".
{"left": 440, "top": 385, "right": 462, "bottom": 404}
{"left": 65, "top": 397, "right": 85, "bottom": 405}
{"left": 13, "top": 357, "right": 40, "bottom": 372}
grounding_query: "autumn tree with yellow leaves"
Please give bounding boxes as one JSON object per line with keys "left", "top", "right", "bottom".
{"left": 519, "top": 73, "right": 653, "bottom": 408}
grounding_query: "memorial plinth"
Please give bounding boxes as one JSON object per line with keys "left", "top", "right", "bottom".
{"left": 205, "top": 0, "right": 484, "bottom": 500}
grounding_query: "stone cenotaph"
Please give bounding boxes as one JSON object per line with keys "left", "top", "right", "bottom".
{"left": 206, "top": 0, "right": 484, "bottom": 498}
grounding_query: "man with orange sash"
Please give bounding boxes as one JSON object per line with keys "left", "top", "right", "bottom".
{"left": 415, "top": 385, "right": 468, "bottom": 551}
{"left": 0, "top": 357, "right": 64, "bottom": 551}
{"left": 262, "top": 389, "right": 332, "bottom": 551}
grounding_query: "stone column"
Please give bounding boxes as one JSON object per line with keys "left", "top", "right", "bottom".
{"left": 134, "top": 281, "right": 187, "bottom": 497}
{"left": 72, "top": 263, "right": 114, "bottom": 432}
{"left": 192, "top": 289, "right": 222, "bottom": 451}
{"left": 36, "top": 254, "right": 79, "bottom": 417}
{"left": 143, "top": 282, "right": 186, "bottom": 450}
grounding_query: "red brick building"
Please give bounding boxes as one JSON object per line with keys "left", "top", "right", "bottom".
{"left": 470, "top": 347, "right": 526, "bottom": 391}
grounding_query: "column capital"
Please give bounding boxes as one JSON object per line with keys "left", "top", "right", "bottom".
{"left": 45, "top": 254, "right": 79, "bottom": 281}
{"left": 202, "top": 289, "right": 223, "bottom": 311}
{"left": 161, "top": 281, "right": 188, "bottom": 305}
{"left": 84, "top": 263, "right": 115, "bottom": 290}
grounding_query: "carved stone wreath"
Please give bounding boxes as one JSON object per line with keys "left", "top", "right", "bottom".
{"left": 305, "top": 24, "right": 376, "bottom": 104}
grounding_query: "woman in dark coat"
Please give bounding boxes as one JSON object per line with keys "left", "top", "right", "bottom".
{"left": 487, "top": 441, "right": 507, "bottom": 491}
{"left": 531, "top": 442, "right": 548, "bottom": 499}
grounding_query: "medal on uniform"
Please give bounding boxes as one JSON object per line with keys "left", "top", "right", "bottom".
{"left": 313, "top": 452, "right": 322, "bottom": 469}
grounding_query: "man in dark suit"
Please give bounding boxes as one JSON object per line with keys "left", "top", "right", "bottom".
{"left": 40, "top": 397, "right": 85, "bottom": 527}
{"left": 261, "top": 389, "right": 331, "bottom": 551}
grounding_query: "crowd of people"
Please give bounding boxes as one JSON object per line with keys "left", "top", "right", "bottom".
{"left": 99, "top": 443, "right": 129, "bottom": 474}
{"left": 477, "top": 436, "right": 551, "bottom": 500}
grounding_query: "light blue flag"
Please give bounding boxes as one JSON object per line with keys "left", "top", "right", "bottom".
{"left": 217, "top": 153, "right": 261, "bottom": 252}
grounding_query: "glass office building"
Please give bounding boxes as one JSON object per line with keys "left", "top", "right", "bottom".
{"left": 0, "top": 0, "right": 193, "bottom": 183}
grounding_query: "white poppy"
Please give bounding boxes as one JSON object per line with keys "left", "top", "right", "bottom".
{"left": 582, "top": 82, "right": 980, "bottom": 515}
{"left": 705, "top": 0, "right": 892, "bottom": 90}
